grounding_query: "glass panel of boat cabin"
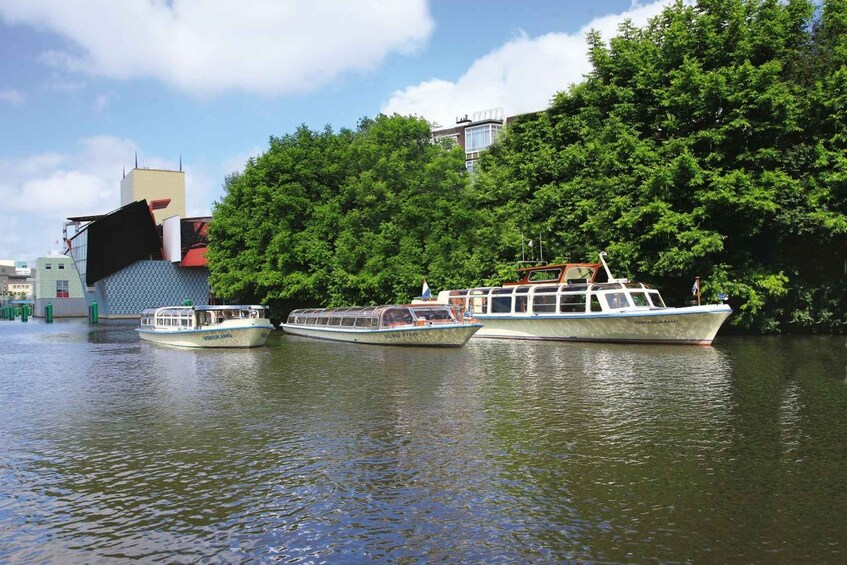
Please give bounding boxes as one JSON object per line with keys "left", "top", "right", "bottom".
{"left": 630, "top": 292, "right": 650, "bottom": 307}
{"left": 648, "top": 291, "right": 666, "bottom": 308}
{"left": 604, "top": 292, "right": 630, "bottom": 309}
{"left": 514, "top": 286, "right": 530, "bottom": 313}
{"left": 532, "top": 286, "right": 558, "bottom": 314}
{"left": 590, "top": 294, "right": 603, "bottom": 312}
{"left": 491, "top": 287, "right": 513, "bottom": 314}
{"left": 527, "top": 268, "right": 561, "bottom": 283}
{"left": 560, "top": 293, "right": 587, "bottom": 313}
{"left": 448, "top": 290, "right": 467, "bottom": 307}
{"left": 467, "top": 289, "right": 489, "bottom": 315}
{"left": 564, "top": 266, "right": 596, "bottom": 283}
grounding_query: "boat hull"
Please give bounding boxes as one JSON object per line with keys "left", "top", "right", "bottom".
{"left": 137, "top": 323, "right": 273, "bottom": 348}
{"left": 472, "top": 305, "right": 732, "bottom": 345}
{"left": 281, "top": 323, "right": 482, "bottom": 347}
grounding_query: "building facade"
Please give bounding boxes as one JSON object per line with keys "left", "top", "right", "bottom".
{"left": 33, "top": 255, "right": 87, "bottom": 317}
{"left": 66, "top": 166, "right": 211, "bottom": 319}
{"left": 0, "top": 261, "right": 34, "bottom": 301}
{"left": 432, "top": 108, "right": 510, "bottom": 173}
{"left": 120, "top": 168, "right": 186, "bottom": 224}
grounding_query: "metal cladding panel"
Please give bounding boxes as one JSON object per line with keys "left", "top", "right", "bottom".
{"left": 85, "top": 200, "right": 161, "bottom": 285}
{"left": 163, "top": 216, "right": 182, "bottom": 262}
{"left": 85, "top": 260, "right": 210, "bottom": 318}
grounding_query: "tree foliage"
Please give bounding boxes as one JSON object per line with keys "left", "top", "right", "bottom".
{"left": 207, "top": 115, "right": 484, "bottom": 322}
{"left": 209, "top": 0, "right": 846, "bottom": 333}
{"left": 471, "top": 0, "right": 847, "bottom": 333}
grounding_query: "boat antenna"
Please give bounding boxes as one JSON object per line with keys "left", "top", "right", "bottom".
{"left": 599, "top": 251, "right": 615, "bottom": 280}
{"left": 521, "top": 233, "right": 525, "bottom": 262}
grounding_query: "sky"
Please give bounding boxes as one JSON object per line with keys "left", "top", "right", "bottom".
{"left": 0, "top": 0, "right": 676, "bottom": 262}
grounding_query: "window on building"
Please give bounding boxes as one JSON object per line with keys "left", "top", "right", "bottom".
{"left": 45, "top": 263, "right": 52, "bottom": 269}
{"left": 465, "top": 123, "right": 502, "bottom": 153}
{"left": 59, "top": 263, "right": 65, "bottom": 270}
{"left": 56, "top": 280, "right": 69, "bottom": 298}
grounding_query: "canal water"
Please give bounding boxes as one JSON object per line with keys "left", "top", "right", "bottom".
{"left": 1, "top": 319, "right": 845, "bottom": 563}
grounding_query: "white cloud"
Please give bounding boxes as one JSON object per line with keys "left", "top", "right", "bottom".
{"left": 0, "top": 0, "right": 434, "bottom": 96}
{"left": 0, "top": 88, "right": 24, "bottom": 105}
{"left": 0, "top": 136, "right": 141, "bottom": 260}
{"left": 382, "top": 0, "right": 675, "bottom": 126}
{"left": 0, "top": 135, "right": 237, "bottom": 260}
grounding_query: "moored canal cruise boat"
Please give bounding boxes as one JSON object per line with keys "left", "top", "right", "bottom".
{"left": 137, "top": 305, "right": 273, "bottom": 348}
{"left": 281, "top": 304, "right": 482, "bottom": 347}
{"left": 420, "top": 253, "right": 732, "bottom": 345}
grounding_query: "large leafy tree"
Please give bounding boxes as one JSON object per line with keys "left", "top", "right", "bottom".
{"left": 473, "top": 0, "right": 846, "bottom": 332}
{"left": 206, "top": 115, "right": 477, "bottom": 322}
{"left": 209, "top": 0, "right": 845, "bottom": 333}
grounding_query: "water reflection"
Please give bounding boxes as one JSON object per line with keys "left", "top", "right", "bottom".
{"left": 0, "top": 322, "right": 845, "bottom": 562}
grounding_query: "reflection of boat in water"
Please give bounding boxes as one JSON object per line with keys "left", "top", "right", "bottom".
{"left": 281, "top": 304, "right": 482, "bottom": 347}
{"left": 418, "top": 254, "right": 731, "bottom": 345}
{"left": 137, "top": 305, "right": 273, "bottom": 348}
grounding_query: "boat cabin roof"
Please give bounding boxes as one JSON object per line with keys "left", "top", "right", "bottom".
{"left": 196, "top": 305, "right": 267, "bottom": 311}
{"left": 289, "top": 304, "right": 456, "bottom": 318}
{"left": 504, "top": 262, "right": 603, "bottom": 286}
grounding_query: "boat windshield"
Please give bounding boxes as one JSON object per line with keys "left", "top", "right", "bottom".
{"left": 286, "top": 304, "right": 464, "bottom": 329}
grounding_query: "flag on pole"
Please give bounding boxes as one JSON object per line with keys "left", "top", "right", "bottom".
{"left": 691, "top": 278, "right": 700, "bottom": 296}
{"left": 422, "top": 279, "right": 431, "bottom": 299}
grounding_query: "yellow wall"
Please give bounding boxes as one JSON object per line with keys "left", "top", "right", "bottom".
{"left": 120, "top": 168, "right": 186, "bottom": 224}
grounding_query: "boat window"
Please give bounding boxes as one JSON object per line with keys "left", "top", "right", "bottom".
{"left": 491, "top": 294, "right": 512, "bottom": 313}
{"left": 590, "top": 294, "right": 602, "bottom": 312}
{"left": 329, "top": 317, "right": 343, "bottom": 326}
{"left": 413, "top": 308, "right": 454, "bottom": 321}
{"left": 492, "top": 287, "right": 513, "bottom": 295}
{"left": 382, "top": 308, "right": 414, "bottom": 326}
{"left": 532, "top": 294, "right": 557, "bottom": 313}
{"left": 560, "top": 293, "right": 586, "bottom": 313}
{"left": 355, "top": 317, "right": 376, "bottom": 328}
{"left": 527, "top": 268, "right": 561, "bottom": 282}
{"left": 630, "top": 292, "right": 649, "bottom": 307}
{"left": 648, "top": 291, "right": 666, "bottom": 308}
{"left": 532, "top": 285, "right": 558, "bottom": 294}
{"left": 467, "top": 290, "right": 489, "bottom": 315}
{"left": 514, "top": 287, "right": 529, "bottom": 313}
{"left": 341, "top": 317, "right": 356, "bottom": 327}
{"left": 605, "top": 292, "right": 630, "bottom": 309}
{"left": 317, "top": 317, "right": 329, "bottom": 326}
{"left": 592, "top": 283, "right": 623, "bottom": 291}
{"left": 564, "top": 266, "right": 595, "bottom": 283}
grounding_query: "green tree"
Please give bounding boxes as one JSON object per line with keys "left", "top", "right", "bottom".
{"left": 472, "top": 0, "right": 845, "bottom": 332}
{"left": 207, "top": 115, "right": 476, "bottom": 323}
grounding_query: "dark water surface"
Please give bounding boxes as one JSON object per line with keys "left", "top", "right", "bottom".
{"left": 1, "top": 319, "right": 845, "bottom": 563}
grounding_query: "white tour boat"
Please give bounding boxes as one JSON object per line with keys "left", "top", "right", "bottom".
{"left": 281, "top": 304, "right": 482, "bottom": 347}
{"left": 137, "top": 305, "right": 274, "bottom": 348}
{"left": 418, "top": 253, "right": 732, "bottom": 345}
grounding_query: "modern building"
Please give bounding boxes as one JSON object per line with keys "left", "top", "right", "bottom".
{"left": 0, "top": 261, "right": 34, "bottom": 301}
{"left": 431, "top": 108, "right": 513, "bottom": 173}
{"left": 33, "top": 256, "right": 87, "bottom": 317}
{"left": 65, "top": 167, "right": 211, "bottom": 319}
{"left": 121, "top": 167, "right": 186, "bottom": 224}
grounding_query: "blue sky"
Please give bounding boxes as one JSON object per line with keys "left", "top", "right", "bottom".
{"left": 0, "top": 0, "right": 674, "bottom": 262}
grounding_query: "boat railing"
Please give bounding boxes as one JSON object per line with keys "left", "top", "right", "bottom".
{"left": 450, "top": 281, "right": 668, "bottom": 315}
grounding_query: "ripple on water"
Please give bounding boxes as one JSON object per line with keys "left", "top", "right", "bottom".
{"left": 1, "top": 326, "right": 845, "bottom": 562}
